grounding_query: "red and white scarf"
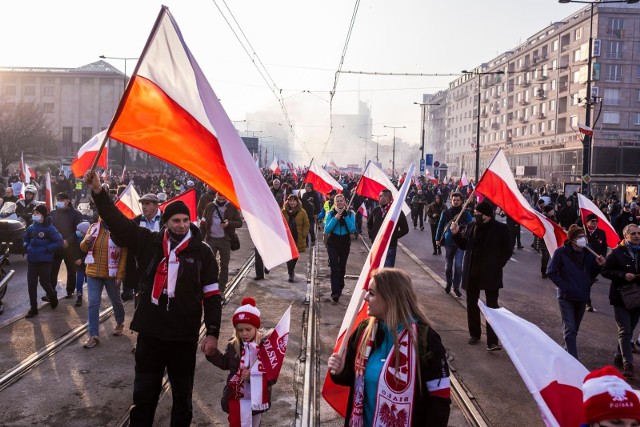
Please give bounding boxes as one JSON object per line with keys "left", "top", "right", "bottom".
{"left": 379, "top": 202, "right": 391, "bottom": 219}
{"left": 151, "top": 229, "right": 191, "bottom": 305}
{"left": 227, "top": 342, "right": 269, "bottom": 427}
{"left": 351, "top": 322, "right": 417, "bottom": 427}
{"left": 84, "top": 221, "right": 121, "bottom": 277}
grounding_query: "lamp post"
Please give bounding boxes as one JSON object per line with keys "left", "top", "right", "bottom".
{"left": 371, "top": 134, "right": 387, "bottom": 164}
{"left": 383, "top": 125, "right": 406, "bottom": 178}
{"left": 461, "top": 69, "right": 505, "bottom": 183}
{"left": 558, "top": 0, "right": 638, "bottom": 194}
{"left": 414, "top": 102, "right": 440, "bottom": 175}
{"left": 99, "top": 55, "right": 138, "bottom": 170}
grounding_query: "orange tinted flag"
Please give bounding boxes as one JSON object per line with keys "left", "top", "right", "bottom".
{"left": 159, "top": 189, "right": 197, "bottom": 222}
{"left": 106, "top": 7, "right": 297, "bottom": 269}
{"left": 71, "top": 130, "right": 108, "bottom": 178}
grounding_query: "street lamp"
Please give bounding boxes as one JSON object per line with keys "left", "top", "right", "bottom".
{"left": 99, "top": 55, "right": 138, "bottom": 170}
{"left": 371, "top": 134, "right": 387, "bottom": 164}
{"left": 461, "top": 69, "right": 505, "bottom": 183}
{"left": 383, "top": 125, "right": 406, "bottom": 178}
{"left": 558, "top": 0, "right": 639, "bottom": 194}
{"left": 414, "top": 102, "right": 440, "bottom": 175}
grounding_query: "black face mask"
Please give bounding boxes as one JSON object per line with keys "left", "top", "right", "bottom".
{"left": 215, "top": 200, "right": 226, "bottom": 206}
{"left": 474, "top": 214, "right": 485, "bottom": 223}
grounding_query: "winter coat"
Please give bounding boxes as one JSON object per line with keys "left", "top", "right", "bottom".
{"left": 200, "top": 201, "right": 243, "bottom": 241}
{"left": 547, "top": 242, "right": 601, "bottom": 302}
{"left": 282, "top": 204, "right": 310, "bottom": 253}
{"left": 50, "top": 205, "right": 83, "bottom": 259}
{"left": 435, "top": 206, "right": 472, "bottom": 246}
{"left": 92, "top": 189, "right": 222, "bottom": 342}
{"left": 23, "top": 216, "right": 63, "bottom": 263}
{"left": 602, "top": 242, "right": 640, "bottom": 307}
{"left": 426, "top": 201, "right": 446, "bottom": 225}
{"left": 79, "top": 223, "right": 128, "bottom": 279}
{"left": 367, "top": 206, "right": 408, "bottom": 247}
{"left": 452, "top": 219, "right": 512, "bottom": 291}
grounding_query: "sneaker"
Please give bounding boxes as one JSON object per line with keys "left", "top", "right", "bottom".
{"left": 445, "top": 285, "right": 451, "bottom": 294}
{"left": 586, "top": 305, "right": 597, "bottom": 313}
{"left": 454, "top": 289, "right": 462, "bottom": 298}
{"left": 25, "top": 309, "right": 38, "bottom": 318}
{"left": 65, "top": 293, "right": 73, "bottom": 299}
{"left": 468, "top": 337, "right": 480, "bottom": 345}
{"left": 420, "top": 227, "right": 424, "bottom": 231}
{"left": 113, "top": 324, "right": 125, "bottom": 336}
{"left": 331, "top": 295, "right": 340, "bottom": 303}
{"left": 487, "top": 344, "right": 502, "bottom": 352}
{"left": 623, "top": 363, "right": 634, "bottom": 378}
{"left": 614, "top": 354, "right": 624, "bottom": 368}
{"left": 49, "top": 296, "right": 59, "bottom": 310}
{"left": 253, "top": 276, "right": 264, "bottom": 281}
{"left": 83, "top": 336, "right": 100, "bottom": 348}
{"left": 75, "top": 296, "right": 82, "bottom": 307}
{"left": 288, "top": 274, "right": 295, "bottom": 283}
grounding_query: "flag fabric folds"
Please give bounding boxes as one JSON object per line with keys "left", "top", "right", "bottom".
{"left": 257, "top": 304, "right": 291, "bottom": 382}
{"left": 458, "top": 171, "right": 469, "bottom": 189}
{"left": 71, "top": 130, "right": 108, "bottom": 178}
{"left": 425, "top": 168, "right": 438, "bottom": 184}
{"left": 304, "top": 158, "right": 342, "bottom": 196}
{"left": 475, "top": 149, "right": 566, "bottom": 254}
{"left": 578, "top": 124, "right": 593, "bottom": 137}
{"left": 159, "top": 188, "right": 197, "bottom": 222}
{"left": 269, "top": 157, "right": 281, "bottom": 175}
{"left": 355, "top": 161, "right": 411, "bottom": 216}
{"left": 357, "top": 202, "right": 368, "bottom": 219}
{"left": 20, "top": 151, "right": 35, "bottom": 183}
{"left": 322, "top": 163, "right": 416, "bottom": 418}
{"left": 105, "top": 6, "right": 297, "bottom": 269}
{"left": 115, "top": 181, "right": 142, "bottom": 219}
{"left": 577, "top": 193, "right": 619, "bottom": 249}
{"left": 479, "top": 301, "right": 589, "bottom": 427}
{"left": 44, "top": 172, "right": 53, "bottom": 212}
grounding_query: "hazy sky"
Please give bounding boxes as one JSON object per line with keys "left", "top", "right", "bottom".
{"left": 2, "top": 0, "right": 589, "bottom": 164}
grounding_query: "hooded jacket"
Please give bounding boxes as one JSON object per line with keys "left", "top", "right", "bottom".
{"left": 23, "top": 216, "right": 63, "bottom": 263}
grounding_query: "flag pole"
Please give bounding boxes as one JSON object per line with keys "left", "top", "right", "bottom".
{"left": 345, "top": 161, "right": 369, "bottom": 211}
{"left": 453, "top": 148, "right": 502, "bottom": 224}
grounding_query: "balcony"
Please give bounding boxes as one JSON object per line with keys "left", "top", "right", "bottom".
{"left": 519, "top": 99, "right": 529, "bottom": 106}
{"left": 519, "top": 117, "right": 528, "bottom": 123}
{"left": 537, "top": 113, "right": 546, "bottom": 120}
{"left": 491, "top": 107, "right": 500, "bottom": 115}
{"left": 536, "top": 75, "right": 548, "bottom": 82}
{"left": 482, "top": 98, "right": 490, "bottom": 103}
{"left": 480, "top": 111, "right": 489, "bottom": 118}
{"left": 520, "top": 80, "right": 531, "bottom": 88}
{"left": 491, "top": 122, "right": 500, "bottom": 130}
{"left": 493, "top": 93, "right": 501, "bottom": 99}
{"left": 536, "top": 91, "right": 547, "bottom": 101}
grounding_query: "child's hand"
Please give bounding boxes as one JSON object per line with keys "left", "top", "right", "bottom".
{"left": 240, "top": 368, "right": 250, "bottom": 381}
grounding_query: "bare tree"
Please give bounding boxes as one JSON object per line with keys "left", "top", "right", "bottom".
{"left": 0, "top": 102, "right": 52, "bottom": 176}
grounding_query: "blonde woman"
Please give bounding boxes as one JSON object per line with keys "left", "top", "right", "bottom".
{"left": 282, "top": 194, "right": 309, "bottom": 282}
{"left": 328, "top": 268, "right": 451, "bottom": 426}
{"left": 324, "top": 194, "right": 356, "bottom": 302}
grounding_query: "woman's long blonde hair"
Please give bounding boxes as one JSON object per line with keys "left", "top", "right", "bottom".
{"left": 356, "top": 268, "right": 429, "bottom": 384}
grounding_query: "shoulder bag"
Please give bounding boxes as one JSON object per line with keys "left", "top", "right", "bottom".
{"left": 619, "top": 283, "right": 640, "bottom": 310}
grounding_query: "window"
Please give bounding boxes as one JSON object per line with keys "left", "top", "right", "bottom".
{"left": 43, "top": 103, "right": 54, "bottom": 113}
{"left": 572, "top": 94, "right": 580, "bottom": 106}
{"left": 573, "top": 70, "right": 581, "bottom": 83}
{"left": 549, "top": 119, "right": 555, "bottom": 131}
{"left": 43, "top": 86, "right": 54, "bottom": 96}
{"left": 550, "top": 99, "right": 556, "bottom": 111}
{"left": 603, "top": 112, "right": 620, "bottom": 124}
{"left": 606, "top": 41, "right": 623, "bottom": 60}
{"left": 637, "top": 90, "right": 640, "bottom": 102}
{"left": 3, "top": 85, "right": 16, "bottom": 96}
{"left": 81, "top": 127, "right": 93, "bottom": 142}
{"left": 62, "top": 126, "right": 73, "bottom": 143}
{"left": 575, "top": 27, "right": 582, "bottom": 41}
{"left": 570, "top": 115, "right": 579, "bottom": 127}
{"left": 607, "top": 18, "right": 624, "bottom": 38}
{"left": 634, "top": 114, "right": 640, "bottom": 126}
{"left": 551, "top": 79, "right": 557, "bottom": 90}
{"left": 636, "top": 66, "right": 640, "bottom": 79}
{"left": 605, "top": 65, "right": 622, "bottom": 82}
{"left": 573, "top": 49, "right": 581, "bottom": 62}
{"left": 553, "top": 40, "right": 559, "bottom": 52}
{"left": 23, "top": 85, "right": 35, "bottom": 96}
{"left": 603, "top": 89, "right": 621, "bottom": 106}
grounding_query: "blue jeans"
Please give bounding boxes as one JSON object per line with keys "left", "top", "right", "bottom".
{"left": 444, "top": 245, "right": 464, "bottom": 291}
{"left": 75, "top": 266, "right": 86, "bottom": 295}
{"left": 87, "top": 276, "right": 125, "bottom": 337}
{"left": 384, "top": 246, "right": 398, "bottom": 268}
{"left": 614, "top": 305, "right": 640, "bottom": 365}
{"left": 558, "top": 298, "right": 586, "bottom": 360}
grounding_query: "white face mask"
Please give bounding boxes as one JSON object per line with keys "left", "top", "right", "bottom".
{"left": 32, "top": 214, "right": 43, "bottom": 223}
{"left": 55, "top": 201, "right": 66, "bottom": 209}
{"left": 575, "top": 236, "right": 588, "bottom": 248}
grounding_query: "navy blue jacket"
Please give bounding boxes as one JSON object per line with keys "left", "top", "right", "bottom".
{"left": 23, "top": 216, "right": 64, "bottom": 263}
{"left": 547, "top": 242, "right": 601, "bottom": 302}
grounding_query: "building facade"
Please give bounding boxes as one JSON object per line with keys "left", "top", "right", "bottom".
{"left": 425, "top": 3, "right": 640, "bottom": 197}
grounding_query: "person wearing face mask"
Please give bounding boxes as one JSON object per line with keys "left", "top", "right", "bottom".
{"left": 547, "top": 224, "right": 605, "bottom": 361}
{"left": 48, "top": 192, "right": 83, "bottom": 300}
{"left": 23, "top": 205, "right": 63, "bottom": 318}
{"left": 602, "top": 224, "right": 640, "bottom": 378}
{"left": 16, "top": 185, "right": 38, "bottom": 226}
{"left": 450, "top": 200, "right": 512, "bottom": 351}
{"left": 84, "top": 170, "right": 221, "bottom": 426}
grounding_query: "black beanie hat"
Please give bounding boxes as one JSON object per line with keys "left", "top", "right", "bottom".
{"left": 586, "top": 213, "right": 598, "bottom": 222}
{"left": 161, "top": 201, "right": 190, "bottom": 223}
{"left": 543, "top": 205, "right": 554, "bottom": 214}
{"left": 34, "top": 204, "right": 48, "bottom": 217}
{"left": 475, "top": 200, "right": 494, "bottom": 217}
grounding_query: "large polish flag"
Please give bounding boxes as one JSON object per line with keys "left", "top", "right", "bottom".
{"left": 71, "top": 130, "right": 108, "bottom": 178}
{"left": 577, "top": 193, "right": 619, "bottom": 249}
{"left": 304, "top": 158, "right": 342, "bottom": 196}
{"left": 44, "top": 172, "right": 53, "bottom": 212}
{"left": 114, "top": 181, "right": 143, "bottom": 219}
{"left": 159, "top": 188, "right": 197, "bottom": 222}
{"left": 479, "top": 301, "right": 588, "bottom": 427}
{"left": 104, "top": 6, "right": 297, "bottom": 269}
{"left": 322, "top": 164, "right": 415, "bottom": 417}
{"left": 475, "top": 149, "right": 566, "bottom": 254}
{"left": 355, "top": 160, "right": 411, "bottom": 216}
{"left": 425, "top": 168, "right": 438, "bottom": 184}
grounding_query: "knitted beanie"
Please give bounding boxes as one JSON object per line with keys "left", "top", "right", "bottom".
{"left": 161, "top": 200, "right": 190, "bottom": 223}
{"left": 583, "top": 366, "right": 640, "bottom": 424}
{"left": 232, "top": 297, "right": 261, "bottom": 329}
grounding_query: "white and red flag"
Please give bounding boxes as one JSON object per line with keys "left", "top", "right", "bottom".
{"left": 159, "top": 188, "right": 197, "bottom": 222}
{"left": 114, "top": 181, "right": 142, "bottom": 219}
{"left": 475, "top": 149, "right": 566, "bottom": 254}
{"left": 99, "top": 6, "right": 297, "bottom": 269}
{"left": 120, "top": 165, "right": 127, "bottom": 183}
{"left": 457, "top": 171, "right": 469, "bottom": 189}
{"left": 19, "top": 151, "right": 36, "bottom": 183}
{"left": 355, "top": 160, "right": 411, "bottom": 216}
{"left": 304, "top": 158, "right": 342, "bottom": 196}
{"left": 269, "top": 157, "right": 281, "bottom": 175}
{"left": 578, "top": 124, "right": 593, "bottom": 137}
{"left": 479, "top": 301, "right": 588, "bottom": 427}
{"left": 71, "top": 130, "right": 108, "bottom": 178}
{"left": 357, "top": 202, "right": 368, "bottom": 219}
{"left": 425, "top": 168, "right": 438, "bottom": 184}
{"left": 577, "top": 193, "right": 619, "bottom": 249}
{"left": 44, "top": 172, "right": 54, "bottom": 212}
{"left": 322, "top": 163, "right": 415, "bottom": 417}
{"left": 258, "top": 304, "right": 291, "bottom": 382}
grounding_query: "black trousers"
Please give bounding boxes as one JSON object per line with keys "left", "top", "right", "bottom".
{"left": 27, "top": 261, "right": 56, "bottom": 310}
{"left": 430, "top": 223, "right": 438, "bottom": 251}
{"left": 50, "top": 248, "right": 76, "bottom": 296}
{"left": 287, "top": 258, "right": 298, "bottom": 276}
{"left": 466, "top": 286, "right": 499, "bottom": 346}
{"left": 254, "top": 248, "right": 265, "bottom": 278}
{"left": 412, "top": 207, "right": 424, "bottom": 228}
{"left": 130, "top": 334, "right": 198, "bottom": 427}
{"left": 541, "top": 248, "right": 551, "bottom": 275}
{"left": 327, "top": 235, "right": 351, "bottom": 297}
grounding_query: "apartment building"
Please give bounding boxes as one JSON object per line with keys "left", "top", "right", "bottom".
{"left": 426, "top": 2, "right": 640, "bottom": 196}
{"left": 0, "top": 60, "right": 124, "bottom": 158}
